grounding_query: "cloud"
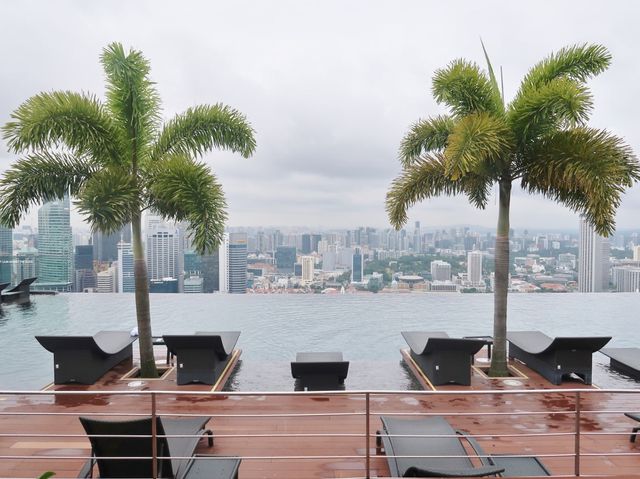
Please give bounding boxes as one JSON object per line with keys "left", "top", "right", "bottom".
{"left": 0, "top": 0, "right": 638, "bottom": 232}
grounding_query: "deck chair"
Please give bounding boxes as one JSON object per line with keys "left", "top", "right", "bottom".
{"left": 291, "top": 352, "right": 349, "bottom": 391}
{"left": 601, "top": 348, "right": 640, "bottom": 380}
{"left": 507, "top": 331, "right": 611, "bottom": 385}
{"left": 78, "top": 416, "right": 240, "bottom": 479}
{"left": 377, "top": 415, "right": 550, "bottom": 477}
{"left": 36, "top": 331, "right": 137, "bottom": 384}
{"left": 162, "top": 332, "right": 240, "bottom": 385}
{"left": 624, "top": 412, "right": 640, "bottom": 443}
{"left": 402, "top": 332, "right": 486, "bottom": 386}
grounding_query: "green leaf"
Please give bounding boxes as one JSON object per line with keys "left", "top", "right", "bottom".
{"left": 399, "top": 115, "right": 454, "bottom": 167}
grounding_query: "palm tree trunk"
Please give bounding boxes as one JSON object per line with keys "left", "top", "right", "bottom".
{"left": 132, "top": 213, "right": 158, "bottom": 378}
{"left": 489, "top": 179, "right": 511, "bottom": 377}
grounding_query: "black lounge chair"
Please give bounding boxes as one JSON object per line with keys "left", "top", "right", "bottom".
{"left": 601, "top": 348, "right": 640, "bottom": 380}
{"left": 377, "top": 415, "right": 551, "bottom": 477}
{"left": 507, "top": 331, "right": 611, "bottom": 385}
{"left": 163, "top": 332, "right": 240, "bottom": 385}
{"left": 36, "top": 331, "right": 137, "bottom": 384}
{"left": 402, "top": 332, "right": 486, "bottom": 386}
{"left": 625, "top": 412, "right": 640, "bottom": 443}
{"left": 1, "top": 277, "right": 36, "bottom": 303}
{"left": 78, "top": 416, "right": 240, "bottom": 478}
{"left": 290, "top": 352, "right": 349, "bottom": 391}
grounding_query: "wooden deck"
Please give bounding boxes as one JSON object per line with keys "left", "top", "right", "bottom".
{"left": 1, "top": 347, "right": 639, "bottom": 478}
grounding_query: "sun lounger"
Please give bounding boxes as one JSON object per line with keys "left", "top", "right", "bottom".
{"left": 1, "top": 277, "right": 36, "bottom": 303}
{"left": 601, "top": 348, "right": 640, "bottom": 380}
{"left": 162, "top": 332, "right": 240, "bottom": 385}
{"left": 290, "top": 352, "right": 349, "bottom": 391}
{"left": 507, "top": 331, "right": 611, "bottom": 385}
{"left": 402, "top": 332, "right": 486, "bottom": 386}
{"left": 78, "top": 416, "right": 240, "bottom": 479}
{"left": 624, "top": 412, "right": 640, "bottom": 443}
{"left": 376, "top": 415, "right": 550, "bottom": 477}
{"left": 35, "top": 331, "right": 137, "bottom": 384}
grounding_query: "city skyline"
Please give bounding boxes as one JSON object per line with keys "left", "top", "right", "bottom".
{"left": 1, "top": 1, "right": 640, "bottom": 231}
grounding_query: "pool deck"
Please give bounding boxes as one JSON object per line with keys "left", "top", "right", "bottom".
{"left": 1, "top": 346, "right": 639, "bottom": 478}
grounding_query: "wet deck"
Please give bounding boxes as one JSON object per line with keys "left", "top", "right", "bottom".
{"left": 1, "top": 347, "right": 639, "bottom": 478}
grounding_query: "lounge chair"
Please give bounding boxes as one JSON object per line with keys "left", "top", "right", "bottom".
{"left": 402, "top": 332, "right": 486, "bottom": 386}
{"left": 624, "top": 412, "right": 640, "bottom": 443}
{"left": 290, "top": 352, "right": 349, "bottom": 391}
{"left": 377, "top": 415, "right": 551, "bottom": 477}
{"left": 78, "top": 416, "right": 240, "bottom": 478}
{"left": 507, "top": 331, "right": 611, "bottom": 385}
{"left": 601, "top": 348, "right": 640, "bottom": 380}
{"left": 36, "top": 331, "right": 137, "bottom": 384}
{"left": 1, "top": 276, "right": 36, "bottom": 303}
{"left": 162, "top": 332, "right": 240, "bottom": 385}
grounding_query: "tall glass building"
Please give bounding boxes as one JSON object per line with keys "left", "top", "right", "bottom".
{"left": 228, "top": 233, "right": 248, "bottom": 294}
{"left": 0, "top": 226, "right": 13, "bottom": 284}
{"left": 36, "top": 196, "right": 73, "bottom": 291}
{"left": 117, "top": 242, "right": 135, "bottom": 293}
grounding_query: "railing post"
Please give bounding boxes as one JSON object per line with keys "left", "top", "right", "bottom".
{"left": 365, "top": 392, "right": 370, "bottom": 479}
{"left": 574, "top": 391, "right": 581, "bottom": 477}
{"left": 151, "top": 392, "right": 158, "bottom": 479}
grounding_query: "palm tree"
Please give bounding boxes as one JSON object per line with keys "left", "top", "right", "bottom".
{"left": 386, "top": 44, "right": 639, "bottom": 376}
{"left": 0, "top": 43, "right": 256, "bottom": 377}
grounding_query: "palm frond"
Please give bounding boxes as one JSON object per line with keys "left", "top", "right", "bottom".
{"left": 101, "top": 42, "right": 161, "bottom": 159}
{"left": 0, "top": 152, "right": 97, "bottom": 227}
{"left": 152, "top": 104, "right": 256, "bottom": 161}
{"left": 148, "top": 154, "right": 227, "bottom": 254}
{"left": 509, "top": 78, "right": 593, "bottom": 146}
{"left": 2, "top": 91, "right": 124, "bottom": 164}
{"left": 399, "top": 115, "right": 454, "bottom": 167}
{"left": 444, "top": 112, "right": 513, "bottom": 179}
{"left": 521, "top": 128, "right": 639, "bottom": 236}
{"left": 480, "top": 39, "right": 504, "bottom": 110}
{"left": 386, "top": 153, "right": 466, "bottom": 229}
{"left": 515, "top": 44, "right": 610, "bottom": 99}
{"left": 75, "top": 168, "right": 138, "bottom": 234}
{"left": 432, "top": 59, "right": 502, "bottom": 117}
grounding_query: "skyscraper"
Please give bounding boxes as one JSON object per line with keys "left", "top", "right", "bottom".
{"left": 351, "top": 247, "right": 363, "bottom": 282}
{"left": 228, "top": 233, "right": 247, "bottom": 294}
{"left": 430, "top": 260, "right": 452, "bottom": 281}
{"left": 301, "top": 256, "right": 314, "bottom": 284}
{"left": 218, "top": 234, "right": 229, "bottom": 293}
{"left": 36, "top": 196, "right": 73, "bottom": 291}
{"left": 578, "top": 216, "right": 610, "bottom": 292}
{"left": 201, "top": 253, "right": 220, "bottom": 293}
{"left": 413, "top": 221, "right": 422, "bottom": 253}
{"left": 146, "top": 228, "right": 180, "bottom": 281}
{"left": 117, "top": 242, "right": 135, "bottom": 293}
{"left": 275, "top": 246, "right": 296, "bottom": 274}
{"left": 467, "top": 251, "right": 483, "bottom": 286}
{"left": 0, "top": 226, "right": 13, "bottom": 284}
{"left": 74, "top": 245, "right": 95, "bottom": 292}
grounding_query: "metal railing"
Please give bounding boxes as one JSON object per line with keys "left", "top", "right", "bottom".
{"left": 0, "top": 388, "right": 639, "bottom": 478}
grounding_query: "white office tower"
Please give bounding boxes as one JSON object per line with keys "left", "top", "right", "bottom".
{"left": 97, "top": 266, "right": 116, "bottom": 293}
{"left": 634, "top": 245, "right": 640, "bottom": 261}
{"left": 146, "top": 228, "right": 180, "bottom": 281}
{"left": 578, "top": 216, "right": 610, "bottom": 292}
{"left": 117, "top": 242, "right": 135, "bottom": 293}
{"left": 413, "top": 221, "right": 422, "bottom": 253}
{"left": 218, "top": 233, "right": 229, "bottom": 293}
{"left": 301, "top": 256, "right": 315, "bottom": 284}
{"left": 322, "top": 251, "right": 337, "bottom": 271}
{"left": 430, "top": 260, "right": 452, "bottom": 281}
{"left": 184, "top": 276, "right": 204, "bottom": 293}
{"left": 467, "top": 251, "right": 483, "bottom": 286}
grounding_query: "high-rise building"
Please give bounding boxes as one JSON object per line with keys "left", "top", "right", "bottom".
{"left": 634, "top": 245, "right": 640, "bottom": 261}
{"left": 93, "top": 224, "right": 131, "bottom": 262}
{"left": 430, "top": 260, "right": 452, "bottom": 281}
{"left": 117, "top": 242, "right": 135, "bottom": 293}
{"left": 413, "top": 221, "right": 422, "bottom": 253}
{"left": 146, "top": 228, "right": 180, "bottom": 281}
{"left": 96, "top": 266, "right": 116, "bottom": 293}
{"left": 467, "top": 251, "right": 483, "bottom": 286}
{"left": 14, "top": 248, "right": 37, "bottom": 283}
{"left": 275, "top": 246, "right": 296, "bottom": 274}
{"left": 0, "top": 226, "right": 13, "bottom": 284}
{"left": 74, "top": 244, "right": 95, "bottom": 292}
{"left": 218, "top": 234, "right": 229, "bottom": 293}
{"left": 351, "top": 247, "right": 363, "bottom": 282}
{"left": 301, "top": 256, "right": 314, "bottom": 284}
{"left": 612, "top": 266, "right": 640, "bottom": 292}
{"left": 578, "top": 216, "right": 610, "bottom": 292}
{"left": 36, "top": 196, "right": 73, "bottom": 291}
{"left": 201, "top": 253, "right": 220, "bottom": 293}
{"left": 228, "top": 233, "right": 247, "bottom": 294}
{"left": 184, "top": 276, "right": 204, "bottom": 293}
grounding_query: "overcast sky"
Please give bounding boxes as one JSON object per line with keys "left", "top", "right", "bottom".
{"left": 1, "top": 1, "right": 639, "bottom": 232}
